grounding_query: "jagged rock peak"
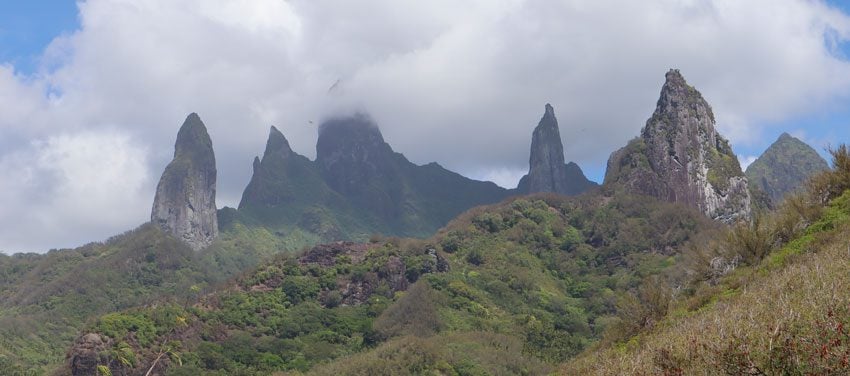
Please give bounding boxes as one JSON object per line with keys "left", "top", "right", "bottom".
{"left": 517, "top": 104, "right": 597, "bottom": 196}
{"left": 263, "top": 126, "right": 293, "bottom": 161}
{"left": 239, "top": 125, "right": 321, "bottom": 211}
{"left": 605, "top": 69, "right": 751, "bottom": 222}
{"left": 252, "top": 156, "right": 261, "bottom": 172}
{"left": 151, "top": 113, "right": 218, "bottom": 250}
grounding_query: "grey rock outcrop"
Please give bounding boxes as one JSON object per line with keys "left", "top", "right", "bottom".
{"left": 66, "top": 333, "right": 111, "bottom": 376}
{"left": 517, "top": 104, "right": 597, "bottom": 195}
{"left": 604, "top": 69, "right": 751, "bottom": 222}
{"left": 151, "top": 113, "right": 218, "bottom": 250}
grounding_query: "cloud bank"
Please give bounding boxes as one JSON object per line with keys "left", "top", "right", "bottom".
{"left": 2, "top": 0, "right": 850, "bottom": 252}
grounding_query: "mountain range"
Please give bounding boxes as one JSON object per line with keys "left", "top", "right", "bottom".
{"left": 0, "top": 69, "right": 836, "bottom": 375}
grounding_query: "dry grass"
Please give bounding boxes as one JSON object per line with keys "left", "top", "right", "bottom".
{"left": 561, "top": 221, "right": 850, "bottom": 375}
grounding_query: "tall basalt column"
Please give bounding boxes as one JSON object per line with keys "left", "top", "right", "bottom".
{"left": 151, "top": 113, "right": 218, "bottom": 250}
{"left": 517, "top": 104, "right": 597, "bottom": 195}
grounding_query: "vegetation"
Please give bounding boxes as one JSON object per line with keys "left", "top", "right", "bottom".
{"left": 705, "top": 139, "right": 743, "bottom": 193}
{"left": 2, "top": 129, "right": 838, "bottom": 374}
{"left": 562, "top": 145, "right": 850, "bottom": 375}
{"left": 0, "top": 221, "right": 307, "bottom": 374}
{"left": 75, "top": 193, "right": 713, "bottom": 375}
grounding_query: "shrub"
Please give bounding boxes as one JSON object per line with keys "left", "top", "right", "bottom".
{"left": 373, "top": 282, "right": 441, "bottom": 338}
{"left": 808, "top": 144, "right": 850, "bottom": 204}
{"left": 726, "top": 215, "right": 775, "bottom": 266}
{"left": 472, "top": 213, "right": 505, "bottom": 233}
{"left": 97, "top": 313, "right": 157, "bottom": 347}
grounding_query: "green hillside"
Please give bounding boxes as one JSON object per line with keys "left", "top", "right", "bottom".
{"left": 64, "top": 192, "right": 714, "bottom": 375}
{"left": 0, "top": 222, "right": 314, "bottom": 374}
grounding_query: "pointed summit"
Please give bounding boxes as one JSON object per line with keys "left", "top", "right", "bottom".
{"left": 746, "top": 132, "right": 829, "bottom": 204}
{"left": 264, "top": 126, "right": 293, "bottom": 160}
{"left": 605, "top": 70, "right": 751, "bottom": 222}
{"left": 517, "top": 104, "right": 597, "bottom": 195}
{"left": 151, "top": 113, "right": 218, "bottom": 250}
{"left": 239, "top": 126, "right": 334, "bottom": 211}
{"left": 173, "top": 113, "right": 214, "bottom": 162}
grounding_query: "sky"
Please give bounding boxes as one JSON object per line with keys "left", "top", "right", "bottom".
{"left": 2, "top": 0, "right": 850, "bottom": 253}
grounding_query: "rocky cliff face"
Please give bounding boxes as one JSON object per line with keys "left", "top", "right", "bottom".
{"left": 604, "top": 69, "right": 751, "bottom": 222}
{"left": 151, "top": 113, "right": 218, "bottom": 250}
{"left": 746, "top": 132, "right": 829, "bottom": 204}
{"left": 517, "top": 104, "right": 597, "bottom": 195}
{"left": 66, "top": 333, "right": 111, "bottom": 376}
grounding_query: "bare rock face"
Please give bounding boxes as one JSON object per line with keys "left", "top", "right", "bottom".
{"left": 151, "top": 113, "right": 218, "bottom": 250}
{"left": 66, "top": 333, "right": 111, "bottom": 376}
{"left": 605, "top": 70, "right": 751, "bottom": 222}
{"left": 517, "top": 104, "right": 597, "bottom": 195}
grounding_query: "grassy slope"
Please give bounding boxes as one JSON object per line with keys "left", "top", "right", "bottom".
{"left": 71, "top": 194, "right": 714, "bottom": 375}
{"left": 562, "top": 190, "right": 850, "bottom": 374}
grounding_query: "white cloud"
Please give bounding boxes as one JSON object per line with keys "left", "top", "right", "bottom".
{"left": 739, "top": 155, "right": 759, "bottom": 171}
{"left": 2, "top": 0, "right": 850, "bottom": 252}
{"left": 0, "top": 131, "right": 150, "bottom": 252}
{"left": 473, "top": 167, "right": 528, "bottom": 190}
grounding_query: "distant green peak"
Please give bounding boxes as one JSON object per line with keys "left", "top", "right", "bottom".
{"left": 745, "top": 131, "right": 828, "bottom": 204}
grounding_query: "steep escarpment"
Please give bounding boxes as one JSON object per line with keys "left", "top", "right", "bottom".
{"left": 604, "top": 69, "right": 751, "bottom": 222}
{"left": 151, "top": 113, "right": 219, "bottom": 250}
{"left": 517, "top": 104, "right": 598, "bottom": 196}
{"left": 746, "top": 132, "right": 829, "bottom": 204}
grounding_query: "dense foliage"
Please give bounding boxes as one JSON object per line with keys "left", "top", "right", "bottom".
{"left": 78, "top": 193, "right": 712, "bottom": 375}
{"left": 0, "top": 221, "right": 308, "bottom": 374}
